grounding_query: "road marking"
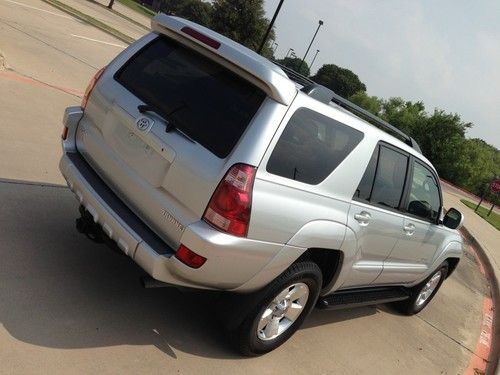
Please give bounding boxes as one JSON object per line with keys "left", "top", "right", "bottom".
{"left": 2, "top": 0, "right": 74, "bottom": 20}
{"left": 70, "top": 34, "right": 126, "bottom": 48}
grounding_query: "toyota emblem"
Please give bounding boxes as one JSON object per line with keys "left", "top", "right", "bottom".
{"left": 135, "top": 116, "right": 154, "bottom": 132}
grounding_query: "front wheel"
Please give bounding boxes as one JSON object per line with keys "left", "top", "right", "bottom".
{"left": 395, "top": 262, "right": 448, "bottom": 315}
{"left": 235, "top": 261, "right": 322, "bottom": 356}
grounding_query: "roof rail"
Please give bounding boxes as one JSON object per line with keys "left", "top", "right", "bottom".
{"left": 273, "top": 61, "right": 422, "bottom": 152}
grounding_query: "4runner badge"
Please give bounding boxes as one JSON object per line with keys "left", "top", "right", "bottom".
{"left": 135, "top": 116, "right": 154, "bottom": 132}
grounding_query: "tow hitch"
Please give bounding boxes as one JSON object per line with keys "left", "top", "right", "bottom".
{"left": 76, "top": 205, "right": 104, "bottom": 243}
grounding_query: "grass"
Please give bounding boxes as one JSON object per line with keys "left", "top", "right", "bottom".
{"left": 86, "top": 0, "right": 150, "bottom": 31}
{"left": 41, "top": 0, "right": 135, "bottom": 44}
{"left": 461, "top": 199, "right": 500, "bottom": 231}
{"left": 116, "top": 0, "right": 155, "bottom": 18}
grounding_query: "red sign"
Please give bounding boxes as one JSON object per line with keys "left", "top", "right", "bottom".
{"left": 491, "top": 179, "right": 500, "bottom": 194}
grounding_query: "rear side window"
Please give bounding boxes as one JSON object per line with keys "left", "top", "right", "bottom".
{"left": 354, "top": 146, "right": 379, "bottom": 200}
{"left": 267, "top": 108, "right": 364, "bottom": 185}
{"left": 367, "top": 146, "right": 408, "bottom": 209}
{"left": 116, "top": 36, "right": 265, "bottom": 158}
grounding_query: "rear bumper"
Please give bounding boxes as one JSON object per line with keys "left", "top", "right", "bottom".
{"left": 59, "top": 151, "right": 285, "bottom": 291}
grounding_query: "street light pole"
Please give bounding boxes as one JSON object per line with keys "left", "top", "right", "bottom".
{"left": 298, "top": 20, "right": 323, "bottom": 72}
{"left": 257, "top": 0, "right": 285, "bottom": 54}
{"left": 285, "top": 48, "right": 294, "bottom": 59}
{"left": 310, "top": 49, "right": 320, "bottom": 71}
{"left": 273, "top": 42, "right": 279, "bottom": 53}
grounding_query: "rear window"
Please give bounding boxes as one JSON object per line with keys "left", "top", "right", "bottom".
{"left": 116, "top": 36, "right": 265, "bottom": 158}
{"left": 266, "top": 108, "right": 364, "bottom": 184}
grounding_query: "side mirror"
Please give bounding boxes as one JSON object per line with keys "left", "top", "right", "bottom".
{"left": 443, "top": 208, "right": 464, "bottom": 230}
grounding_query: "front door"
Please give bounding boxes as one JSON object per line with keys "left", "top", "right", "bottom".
{"left": 376, "top": 159, "right": 445, "bottom": 284}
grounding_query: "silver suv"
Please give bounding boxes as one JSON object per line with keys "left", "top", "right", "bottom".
{"left": 59, "top": 15, "right": 465, "bottom": 355}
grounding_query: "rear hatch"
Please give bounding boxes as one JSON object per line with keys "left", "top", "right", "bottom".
{"left": 76, "top": 30, "right": 268, "bottom": 248}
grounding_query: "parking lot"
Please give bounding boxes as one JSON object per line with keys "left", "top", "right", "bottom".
{"left": 0, "top": 0, "right": 492, "bottom": 373}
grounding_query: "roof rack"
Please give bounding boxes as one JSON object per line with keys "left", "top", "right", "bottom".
{"left": 273, "top": 62, "right": 422, "bottom": 152}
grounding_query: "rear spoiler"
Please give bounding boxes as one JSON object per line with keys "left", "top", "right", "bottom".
{"left": 151, "top": 15, "right": 297, "bottom": 105}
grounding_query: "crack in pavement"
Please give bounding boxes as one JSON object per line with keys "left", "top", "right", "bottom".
{"left": 0, "top": 18, "right": 99, "bottom": 70}
{"left": 415, "top": 314, "right": 489, "bottom": 362}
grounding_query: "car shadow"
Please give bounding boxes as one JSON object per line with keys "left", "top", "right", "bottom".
{"left": 0, "top": 180, "right": 240, "bottom": 359}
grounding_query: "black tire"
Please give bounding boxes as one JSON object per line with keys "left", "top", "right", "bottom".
{"left": 395, "top": 262, "right": 448, "bottom": 315}
{"left": 234, "top": 261, "right": 322, "bottom": 356}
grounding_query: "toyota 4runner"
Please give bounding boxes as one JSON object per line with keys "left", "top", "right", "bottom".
{"left": 59, "top": 15, "right": 465, "bottom": 355}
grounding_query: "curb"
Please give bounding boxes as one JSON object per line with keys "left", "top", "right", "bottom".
{"left": 40, "top": 0, "right": 135, "bottom": 45}
{"left": 461, "top": 226, "right": 499, "bottom": 375}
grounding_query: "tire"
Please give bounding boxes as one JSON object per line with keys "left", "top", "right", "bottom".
{"left": 234, "top": 261, "right": 322, "bottom": 356}
{"left": 395, "top": 261, "right": 448, "bottom": 315}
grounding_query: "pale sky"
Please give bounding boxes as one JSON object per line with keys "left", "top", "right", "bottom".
{"left": 263, "top": 0, "right": 500, "bottom": 149}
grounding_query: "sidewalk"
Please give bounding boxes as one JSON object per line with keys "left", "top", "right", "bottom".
{"left": 443, "top": 185, "right": 500, "bottom": 284}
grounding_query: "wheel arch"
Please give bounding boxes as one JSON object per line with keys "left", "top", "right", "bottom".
{"left": 296, "top": 248, "right": 344, "bottom": 293}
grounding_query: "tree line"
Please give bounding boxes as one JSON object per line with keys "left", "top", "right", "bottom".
{"left": 155, "top": 0, "right": 499, "bottom": 200}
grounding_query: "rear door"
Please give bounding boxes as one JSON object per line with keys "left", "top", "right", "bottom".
{"left": 343, "top": 144, "right": 409, "bottom": 288}
{"left": 76, "top": 34, "right": 266, "bottom": 248}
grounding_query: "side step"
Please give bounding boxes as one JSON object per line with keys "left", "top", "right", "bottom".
{"left": 318, "top": 287, "right": 410, "bottom": 310}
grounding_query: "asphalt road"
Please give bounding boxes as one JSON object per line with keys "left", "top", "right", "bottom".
{"left": 0, "top": 1, "right": 491, "bottom": 373}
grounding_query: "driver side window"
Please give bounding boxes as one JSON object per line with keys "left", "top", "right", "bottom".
{"left": 407, "top": 162, "right": 441, "bottom": 222}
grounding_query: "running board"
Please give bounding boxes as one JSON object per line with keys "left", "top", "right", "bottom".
{"left": 318, "top": 287, "right": 410, "bottom": 310}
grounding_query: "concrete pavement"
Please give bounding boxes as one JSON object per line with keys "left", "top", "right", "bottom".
{"left": 443, "top": 183, "right": 500, "bottom": 287}
{"left": 0, "top": 0, "right": 496, "bottom": 373}
{"left": 0, "top": 181, "right": 489, "bottom": 374}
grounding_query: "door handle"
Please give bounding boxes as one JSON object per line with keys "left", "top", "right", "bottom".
{"left": 354, "top": 211, "right": 371, "bottom": 226}
{"left": 403, "top": 223, "right": 416, "bottom": 235}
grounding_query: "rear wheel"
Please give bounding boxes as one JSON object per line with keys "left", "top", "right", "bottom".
{"left": 234, "top": 261, "right": 322, "bottom": 356}
{"left": 395, "top": 262, "right": 448, "bottom": 315}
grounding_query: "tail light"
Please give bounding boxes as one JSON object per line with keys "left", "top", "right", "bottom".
{"left": 81, "top": 67, "right": 105, "bottom": 108}
{"left": 61, "top": 126, "right": 69, "bottom": 140}
{"left": 203, "top": 163, "right": 256, "bottom": 237}
{"left": 175, "top": 244, "right": 206, "bottom": 268}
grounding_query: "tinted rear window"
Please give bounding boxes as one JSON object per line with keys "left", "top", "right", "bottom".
{"left": 116, "top": 37, "right": 265, "bottom": 158}
{"left": 370, "top": 146, "right": 408, "bottom": 209}
{"left": 267, "top": 108, "right": 364, "bottom": 184}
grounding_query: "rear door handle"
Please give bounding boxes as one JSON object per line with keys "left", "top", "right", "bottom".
{"left": 403, "top": 223, "right": 416, "bottom": 235}
{"left": 354, "top": 211, "right": 371, "bottom": 226}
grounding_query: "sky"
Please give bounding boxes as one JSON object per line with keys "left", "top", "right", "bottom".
{"left": 263, "top": 0, "right": 500, "bottom": 149}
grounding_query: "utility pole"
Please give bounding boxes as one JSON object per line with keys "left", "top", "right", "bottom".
{"left": 298, "top": 20, "right": 323, "bottom": 72}
{"left": 257, "top": 0, "right": 285, "bottom": 54}
{"left": 285, "top": 48, "right": 294, "bottom": 58}
{"left": 310, "top": 49, "right": 320, "bottom": 71}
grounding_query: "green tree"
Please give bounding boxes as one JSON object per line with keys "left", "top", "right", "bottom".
{"left": 311, "top": 64, "right": 366, "bottom": 98}
{"left": 349, "top": 91, "right": 383, "bottom": 116}
{"left": 380, "top": 97, "right": 426, "bottom": 136}
{"left": 210, "top": 0, "right": 275, "bottom": 56}
{"left": 275, "top": 57, "right": 310, "bottom": 76}
{"left": 160, "top": 0, "right": 212, "bottom": 27}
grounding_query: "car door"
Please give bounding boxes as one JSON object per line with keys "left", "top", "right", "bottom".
{"left": 343, "top": 144, "right": 409, "bottom": 288}
{"left": 376, "top": 159, "right": 447, "bottom": 284}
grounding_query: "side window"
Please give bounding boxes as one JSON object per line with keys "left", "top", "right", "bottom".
{"left": 354, "top": 146, "right": 379, "bottom": 200}
{"left": 369, "top": 146, "right": 408, "bottom": 209}
{"left": 407, "top": 162, "right": 441, "bottom": 222}
{"left": 266, "top": 108, "right": 364, "bottom": 185}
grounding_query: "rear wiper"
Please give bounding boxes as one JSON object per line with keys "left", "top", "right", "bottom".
{"left": 137, "top": 104, "right": 195, "bottom": 143}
